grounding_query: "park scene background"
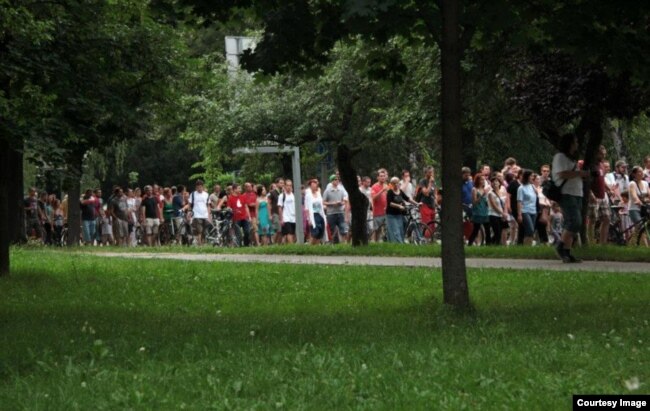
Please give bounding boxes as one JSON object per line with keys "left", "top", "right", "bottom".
{"left": 1, "top": 0, "right": 650, "bottom": 409}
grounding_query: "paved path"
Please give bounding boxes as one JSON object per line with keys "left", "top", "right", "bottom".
{"left": 94, "top": 252, "right": 650, "bottom": 273}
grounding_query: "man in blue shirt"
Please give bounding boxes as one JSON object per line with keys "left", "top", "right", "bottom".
{"left": 461, "top": 167, "right": 474, "bottom": 218}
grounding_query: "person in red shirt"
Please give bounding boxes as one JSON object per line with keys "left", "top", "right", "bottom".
{"left": 587, "top": 145, "right": 611, "bottom": 245}
{"left": 227, "top": 183, "right": 251, "bottom": 246}
{"left": 371, "top": 168, "right": 389, "bottom": 242}
{"left": 243, "top": 182, "right": 258, "bottom": 245}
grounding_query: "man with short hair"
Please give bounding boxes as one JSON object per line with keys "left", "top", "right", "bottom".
{"left": 278, "top": 179, "right": 296, "bottom": 244}
{"left": 227, "top": 183, "right": 252, "bottom": 246}
{"left": 109, "top": 186, "right": 130, "bottom": 246}
{"left": 370, "top": 169, "right": 389, "bottom": 242}
{"left": 324, "top": 175, "right": 349, "bottom": 243}
{"left": 540, "top": 164, "right": 551, "bottom": 183}
{"left": 186, "top": 179, "right": 210, "bottom": 245}
{"left": 24, "top": 187, "right": 44, "bottom": 242}
{"left": 140, "top": 185, "right": 161, "bottom": 247}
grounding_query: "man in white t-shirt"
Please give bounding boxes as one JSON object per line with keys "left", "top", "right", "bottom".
{"left": 278, "top": 179, "right": 296, "bottom": 244}
{"left": 186, "top": 179, "right": 211, "bottom": 245}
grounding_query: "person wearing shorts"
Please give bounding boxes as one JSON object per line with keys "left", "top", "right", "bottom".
{"left": 371, "top": 169, "right": 388, "bottom": 242}
{"left": 269, "top": 178, "right": 284, "bottom": 244}
{"left": 324, "top": 175, "right": 348, "bottom": 243}
{"left": 109, "top": 186, "right": 130, "bottom": 246}
{"left": 140, "top": 185, "right": 161, "bottom": 247}
{"left": 552, "top": 135, "right": 590, "bottom": 263}
{"left": 188, "top": 180, "right": 211, "bottom": 245}
{"left": 278, "top": 180, "right": 296, "bottom": 244}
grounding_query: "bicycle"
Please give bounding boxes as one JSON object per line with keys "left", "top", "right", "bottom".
{"left": 404, "top": 204, "right": 434, "bottom": 245}
{"left": 205, "top": 208, "right": 242, "bottom": 247}
{"left": 597, "top": 203, "right": 650, "bottom": 247}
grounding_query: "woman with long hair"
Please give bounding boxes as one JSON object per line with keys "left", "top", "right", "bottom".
{"left": 467, "top": 174, "right": 490, "bottom": 246}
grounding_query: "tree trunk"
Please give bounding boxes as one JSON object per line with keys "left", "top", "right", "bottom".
{"left": 579, "top": 112, "right": 604, "bottom": 246}
{"left": 8, "top": 139, "right": 25, "bottom": 244}
{"left": 609, "top": 120, "right": 628, "bottom": 162}
{"left": 440, "top": 0, "right": 470, "bottom": 308}
{"left": 0, "top": 137, "right": 11, "bottom": 275}
{"left": 462, "top": 127, "right": 477, "bottom": 171}
{"left": 66, "top": 152, "right": 84, "bottom": 247}
{"left": 337, "top": 144, "right": 368, "bottom": 246}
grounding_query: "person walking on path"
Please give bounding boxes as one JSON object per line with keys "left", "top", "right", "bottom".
{"left": 552, "top": 135, "right": 590, "bottom": 263}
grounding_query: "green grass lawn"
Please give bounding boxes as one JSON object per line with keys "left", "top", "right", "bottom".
{"left": 73, "top": 242, "right": 650, "bottom": 263}
{"left": 1, "top": 250, "right": 648, "bottom": 410}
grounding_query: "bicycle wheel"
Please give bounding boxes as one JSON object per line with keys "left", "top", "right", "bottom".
{"left": 635, "top": 221, "right": 650, "bottom": 247}
{"left": 205, "top": 225, "right": 220, "bottom": 246}
{"left": 158, "top": 222, "right": 171, "bottom": 245}
{"left": 224, "top": 224, "right": 242, "bottom": 247}
{"left": 406, "top": 222, "right": 434, "bottom": 245}
{"left": 135, "top": 226, "right": 143, "bottom": 246}
{"left": 60, "top": 228, "right": 68, "bottom": 247}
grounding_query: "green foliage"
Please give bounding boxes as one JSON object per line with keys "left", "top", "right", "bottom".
{"left": 1, "top": 250, "right": 649, "bottom": 408}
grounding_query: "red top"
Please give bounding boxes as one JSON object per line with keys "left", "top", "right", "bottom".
{"left": 243, "top": 191, "right": 257, "bottom": 218}
{"left": 371, "top": 183, "right": 388, "bottom": 217}
{"left": 227, "top": 195, "right": 249, "bottom": 222}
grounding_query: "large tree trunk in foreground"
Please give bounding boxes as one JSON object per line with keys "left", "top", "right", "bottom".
{"left": 337, "top": 144, "right": 368, "bottom": 246}
{"left": 440, "top": 0, "right": 470, "bottom": 308}
{"left": 0, "top": 138, "right": 11, "bottom": 276}
{"left": 8, "top": 140, "right": 25, "bottom": 244}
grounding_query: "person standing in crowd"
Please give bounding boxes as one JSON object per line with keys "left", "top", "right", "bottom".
{"left": 517, "top": 170, "right": 538, "bottom": 246}
{"left": 400, "top": 170, "right": 415, "bottom": 200}
{"left": 487, "top": 176, "right": 508, "bottom": 245}
{"left": 255, "top": 185, "right": 272, "bottom": 245}
{"left": 506, "top": 169, "right": 523, "bottom": 245}
{"left": 278, "top": 179, "right": 296, "bottom": 244}
{"left": 80, "top": 189, "right": 97, "bottom": 246}
{"left": 243, "top": 182, "right": 259, "bottom": 246}
{"left": 417, "top": 166, "right": 437, "bottom": 231}
{"left": 171, "top": 185, "right": 185, "bottom": 242}
{"left": 359, "top": 176, "right": 373, "bottom": 236}
{"left": 371, "top": 169, "right": 389, "bottom": 242}
{"left": 501, "top": 157, "right": 520, "bottom": 176}
{"left": 643, "top": 156, "right": 650, "bottom": 184}
{"left": 109, "top": 186, "right": 130, "bottom": 247}
{"left": 209, "top": 184, "right": 224, "bottom": 216}
{"left": 628, "top": 166, "right": 650, "bottom": 228}
{"left": 386, "top": 176, "right": 413, "bottom": 243}
{"left": 93, "top": 189, "right": 104, "bottom": 245}
{"left": 269, "top": 178, "right": 284, "bottom": 245}
{"left": 187, "top": 180, "right": 210, "bottom": 246}
{"left": 467, "top": 174, "right": 490, "bottom": 246}
{"left": 608, "top": 160, "right": 630, "bottom": 203}
{"left": 540, "top": 164, "right": 551, "bottom": 183}
{"left": 461, "top": 167, "right": 474, "bottom": 218}
{"left": 305, "top": 178, "right": 326, "bottom": 245}
{"left": 99, "top": 208, "right": 113, "bottom": 246}
{"left": 140, "top": 185, "right": 161, "bottom": 247}
{"left": 52, "top": 198, "right": 64, "bottom": 245}
{"left": 38, "top": 192, "right": 53, "bottom": 245}
{"left": 532, "top": 173, "right": 550, "bottom": 245}
{"left": 552, "top": 134, "right": 590, "bottom": 263}
{"left": 587, "top": 145, "right": 611, "bottom": 245}
{"left": 323, "top": 174, "right": 349, "bottom": 243}
{"left": 227, "top": 183, "right": 252, "bottom": 246}
{"left": 24, "top": 188, "right": 44, "bottom": 242}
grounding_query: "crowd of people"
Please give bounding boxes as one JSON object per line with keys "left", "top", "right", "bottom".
{"left": 24, "top": 135, "right": 650, "bottom": 262}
